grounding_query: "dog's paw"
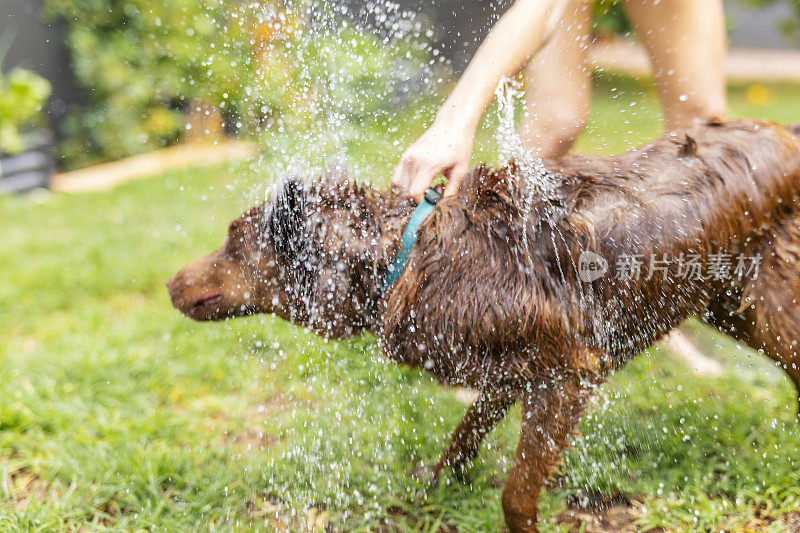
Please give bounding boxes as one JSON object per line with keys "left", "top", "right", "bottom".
{"left": 410, "top": 465, "right": 440, "bottom": 484}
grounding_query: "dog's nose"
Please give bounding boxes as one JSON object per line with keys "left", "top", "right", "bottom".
{"left": 165, "top": 273, "right": 182, "bottom": 303}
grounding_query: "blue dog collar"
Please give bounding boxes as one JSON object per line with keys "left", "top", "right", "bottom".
{"left": 381, "top": 188, "right": 441, "bottom": 294}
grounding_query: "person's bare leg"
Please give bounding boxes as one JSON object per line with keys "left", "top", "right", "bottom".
{"left": 623, "top": 0, "right": 728, "bottom": 130}
{"left": 624, "top": 0, "right": 728, "bottom": 368}
{"left": 519, "top": 0, "right": 593, "bottom": 159}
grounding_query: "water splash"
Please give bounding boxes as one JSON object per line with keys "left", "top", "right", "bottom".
{"left": 494, "top": 76, "right": 560, "bottom": 249}
{"left": 200, "top": 0, "right": 444, "bottom": 523}
{"left": 493, "top": 76, "right": 604, "bottom": 344}
{"left": 210, "top": 0, "right": 439, "bottom": 191}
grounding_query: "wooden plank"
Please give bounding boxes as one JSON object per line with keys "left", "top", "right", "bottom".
{"left": 50, "top": 140, "right": 258, "bottom": 193}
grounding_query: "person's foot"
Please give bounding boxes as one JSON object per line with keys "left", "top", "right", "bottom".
{"left": 410, "top": 465, "right": 440, "bottom": 484}
{"left": 454, "top": 387, "right": 480, "bottom": 405}
{"left": 659, "top": 328, "right": 723, "bottom": 376}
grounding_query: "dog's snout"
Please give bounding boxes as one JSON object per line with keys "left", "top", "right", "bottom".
{"left": 165, "top": 255, "right": 240, "bottom": 321}
{"left": 166, "top": 272, "right": 184, "bottom": 307}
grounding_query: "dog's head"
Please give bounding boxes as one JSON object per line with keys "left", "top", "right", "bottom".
{"left": 166, "top": 175, "right": 388, "bottom": 339}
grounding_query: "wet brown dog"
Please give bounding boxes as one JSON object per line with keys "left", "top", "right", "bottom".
{"left": 167, "top": 118, "right": 800, "bottom": 532}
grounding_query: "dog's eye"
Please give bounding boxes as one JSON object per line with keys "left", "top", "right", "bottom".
{"left": 225, "top": 240, "right": 247, "bottom": 262}
{"left": 483, "top": 190, "right": 500, "bottom": 202}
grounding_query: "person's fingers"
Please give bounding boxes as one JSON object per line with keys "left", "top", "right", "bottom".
{"left": 391, "top": 160, "right": 407, "bottom": 190}
{"left": 407, "top": 165, "right": 439, "bottom": 203}
{"left": 392, "top": 150, "right": 418, "bottom": 190}
{"left": 443, "top": 163, "right": 469, "bottom": 197}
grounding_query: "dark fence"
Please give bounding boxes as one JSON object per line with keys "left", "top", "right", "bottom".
{"left": 1, "top": 0, "right": 82, "bottom": 135}
{"left": 395, "top": 0, "right": 512, "bottom": 70}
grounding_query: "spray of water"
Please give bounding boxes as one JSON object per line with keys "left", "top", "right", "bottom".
{"left": 201, "top": 1, "right": 447, "bottom": 525}
{"left": 493, "top": 74, "right": 596, "bottom": 326}
{"left": 176, "top": 3, "right": 800, "bottom": 529}
{"left": 493, "top": 76, "right": 561, "bottom": 250}
{"left": 208, "top": 0, "right": 438, "bottom": 191}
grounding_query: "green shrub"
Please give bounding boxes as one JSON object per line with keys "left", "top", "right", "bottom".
{"left": 45, "top": 0, "right": 236, "bottom": 167}
{"left": 45, "top": 0, "right": 431, "bottom": 169}
{"left": 593, "top": 0, "right": 631, "bottom": 36}
{"left": 0, "top": 67, "right": 52, "bottom": 155}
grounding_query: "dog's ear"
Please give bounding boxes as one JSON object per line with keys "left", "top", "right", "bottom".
{"left": 269, "top": 178, "right": 311, "bottom": 266}
{"left": 471, "top": 163, "right": 516, "bottom": 207}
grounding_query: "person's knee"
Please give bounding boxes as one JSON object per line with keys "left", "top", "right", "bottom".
{"left": 665, "top": 91, "right": 727, "bottom": 130}
{"left": 520, "top": 105, "right": 589, "bottom": 158}
{"left": 550, "top": 109, "right": 590, "bottom": 144}
{"left": 701, "top": 93, "right": 727, "bottom": 118}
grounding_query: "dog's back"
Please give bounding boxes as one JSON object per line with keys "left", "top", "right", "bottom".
{"left": 381, "top": 119, "right": 800, "bottom": 387}
{"left": 551, "top": 119, "right": 800, "bottom": 354}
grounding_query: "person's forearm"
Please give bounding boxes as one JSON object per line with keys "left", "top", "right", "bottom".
{"left": 436, "top": 0, "right": 567, "bottom": 130}
{"left": 392, "top": 0, "right": 568, "bottom": 200}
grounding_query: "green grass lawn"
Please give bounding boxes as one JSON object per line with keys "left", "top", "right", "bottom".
{"left": 2, "top": 75, "right": 800, "bottom": 531}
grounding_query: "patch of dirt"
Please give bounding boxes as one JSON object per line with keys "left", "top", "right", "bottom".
{"left": 780, "top": 511, "right": 800, "bottom": 532}
{"left": 245, "top": 497, "right": 332, "bottom": 532}
{"left": 231, "top": 427, "right": 275, "bottom": 453}
{"left": 381, "top": 505, "right": 458, "bottom": 533}
{"left": 554, "top": 495, "right": 800, "bottom": 532}
{"left": 737, "top": 509, "right": 800, "bottom": 532}
{"left": 554, "top": 492, "right": 660, "bottom": 533}
{"left": 1, "top": 457, "right": 125, "bottom": 526}
{"left": 222, "top": 392, "right": 315, "bottom": 455}
{"left": 0, "top": 460, "right": 61, "bottom": 513}
{"left": 238, "top": 487, "right": 800, "bottom": 532}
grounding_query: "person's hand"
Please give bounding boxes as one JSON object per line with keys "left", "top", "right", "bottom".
{"left": 392, "top": 115, "right": 475, "bottom": 203}
{"left": 391, "top": 0, "right": 567, "bottom": 203}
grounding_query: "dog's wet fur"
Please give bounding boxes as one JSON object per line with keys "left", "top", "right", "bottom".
{"left": 167, "top": 118, "right": 800, "bottom": 531}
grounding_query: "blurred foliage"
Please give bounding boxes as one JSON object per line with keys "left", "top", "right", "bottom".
{"left": 592, "top": 0, "right": 631, "bottom": 36}
{"left": 43, "top": 0, "right": 799, "bottom": 170}
{"left": 44, "top": 0, "right": 233, "bottom": 167}
{"left": 45, "top": 0, "right": 429, "bottom": 169}
{"left": 0, "top": 68, "right": 52, "bottom": 155}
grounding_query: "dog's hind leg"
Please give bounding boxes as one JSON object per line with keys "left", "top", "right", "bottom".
{"left": 744, "top": 257, "right": 800, "bottom": 414}
{"left": 502, "top": 370, "right": 600, "bottom": 533}
{"left": 706, "top": 224, "right": 800, "bottom": 413}
{"left": 412, "top": 388, "right": 516, "bottom": 483}
{"left": 707, "top": 294, "right": 800, "bottom": 414}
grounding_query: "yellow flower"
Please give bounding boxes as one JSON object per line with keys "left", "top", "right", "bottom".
{"left": 144, "top": 107, "right": 178, "bottom": 136}
{"left": 745, "top": 84, "right": 772, "bottom": 106}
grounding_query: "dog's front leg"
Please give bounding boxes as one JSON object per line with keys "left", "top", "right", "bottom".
{"left": 412, "top": 388, "right": 515, "bottom": 482}
{"left": 502, "top": 371, "right": 598, "bottom": 533}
